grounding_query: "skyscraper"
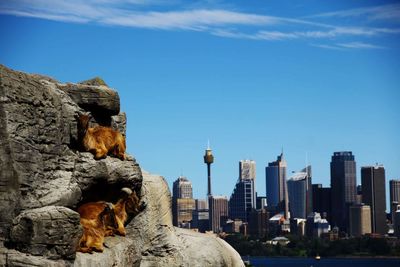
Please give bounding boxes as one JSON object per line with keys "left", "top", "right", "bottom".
{"left": 173, "top": 176, "right": 193, "bottom": 199}
{"left": 349, "top": 204, "right": 372, "bottom": 237}
{"left": 192, "top": 199, "right": 209, "bottom": 232}
{"left": 229, "top": 160, "right": 256, "bottom": 222}
{"left": 266, "top": 152, "right": 288, "bottom": 218}
{"left": 239, "top": 160, "right": 256, "bottom": 180}
{"left": 390, "top": 179, "right": 400, "bottom": 224}
{"left": 287, "top": 166, "right": 312, "bottom": 219}
{"left": 248, "top": 209, "right": 268, "bottom": 238}
{"left": 330, "top": 151, "right": 357, "bottom": 233}
{"left": 361, "top": 165, "right": 387, "bottom": 235}
{"left": 394, "top": 209, "right": 400, "bottom": 238}
{"left": 172, "top": 176, "right": 195, "bottom": 227}
{"left": 209, "top": 195, "right": 229, "bottom": 233}
{"left": 256, "top": 195, "right": 267, "bottom": 210}
{"left": 312, "top": 184, "right": 331, "bottom": 222}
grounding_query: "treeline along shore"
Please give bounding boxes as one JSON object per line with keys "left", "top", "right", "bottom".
{"left": 223, "top": 234, "right": 400, "bottom": 258}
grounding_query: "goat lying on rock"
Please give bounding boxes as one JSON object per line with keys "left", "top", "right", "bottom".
{"left": 77, "top": 202, "right": 117, "bottom": 253}
{"left": 111, "top": 187, "right": 145, "bottom": 236}
{"left": 76, "top": 188, "right": 145, "bottom": 253}
{"left": 77, "top": 114, "right": 126, "bottom": 160}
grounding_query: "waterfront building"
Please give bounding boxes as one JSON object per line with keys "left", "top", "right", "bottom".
{"left": 390, "top": 179, "right": 400, "bottom": 224}
{"left": 223, "top": 219, "right": 243, "bottom": 233}
{"left": 266, "top": 236, "right": 290, "bottom": 246}
{"left": 268, "top": 213, "right": 290, "bottom": 236}
{"left": 290, "top": 218, "right": 306, "bottom": 236}
{"left": 266, "top": 152, "right": 289, "bottom": 219}
{"left": 349, "top": 203, "right": 372, "bottom": 237}
{"left": 330, "top": 151, "right": 357, "bottom": 233}
{"left": 306, "top": 212, "right": 330, "bottom": 238}
{"left": 361, "top": 165, "right": 387, "bottom": 235}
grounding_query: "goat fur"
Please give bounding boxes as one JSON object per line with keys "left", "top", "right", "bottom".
{"left": 77, "top": 202, "right": 117, "bottom": 253}
{"left": 111, "top": 187, "right": 144, "bottom": 236}
{"left": 78, "top": 114, "right": 126, "bottom": 160}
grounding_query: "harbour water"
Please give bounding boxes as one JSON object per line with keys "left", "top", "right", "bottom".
{"left": 244, "top": 257, "right": 400, "bottom": 267}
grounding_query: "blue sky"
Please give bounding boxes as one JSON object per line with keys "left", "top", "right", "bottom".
{"left": 1, "top": 0, "right": 399, "bottom": 208}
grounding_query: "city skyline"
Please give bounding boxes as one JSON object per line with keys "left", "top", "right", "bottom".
{"left": 0, "top": 1, "right": 399, "bottom": 205}
{"left": 173, "top": 149, "right": 397, "bottom": 211}
{"left": 174, "top": 152, "right": 393, "bottom": 235}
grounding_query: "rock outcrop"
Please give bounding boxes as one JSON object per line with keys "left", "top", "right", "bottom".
{"left": 0, "top": 65, "right": 244, "bottom": 266}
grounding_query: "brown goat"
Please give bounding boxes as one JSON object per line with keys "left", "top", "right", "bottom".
{"left": 77, "top": 202, "right": 117, "bottom": 253}
{"left": 111, "top": 188, "right": 144, "bottom": 236}
{"left": 77, "top": 114, "right": 126, "bottom": 160}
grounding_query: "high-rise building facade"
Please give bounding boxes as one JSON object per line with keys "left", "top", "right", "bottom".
{"left": 229, "top": 160, "right": 256, "bottom": 222}
{"left": 239, "top": 160, "right": 256, "bottom": 180}
{"left": 349, "top": 204, "right": 372, "bottom": 237}
{"left": 256, "top": 195, "right": 267, "bottom": 210}
{"left": 287, "top": 166, "right": 312, "bottom": 219}
{"left": 390, "top": 179, "right": 400, "bottom": 224}
{"left": 173, "top": 176, "right": 193, "bottom": 199}
{"left": 229, "top": 179, "right": 255, "bottom": 222}
{"left": 192, "top": 199, "right": 209, "bottom": 232}
{"left": 361, "top": 165, "right": 387, "bottom": 235}
{"left": 209, "top": 195, "right": 229, "bottom": 233}
{"left": 330, "top": 151, "right": 357, "bottom": 233}
{"left": 394, "top": 209, "right": 400, "bottom": 238}
{"left": 172, "top": 176, "right": 195, "bottom": 227}
{"left": 312, "top": 184, "right": 331, "bottom": 222}
{"left": 266, "top": 152, "right": 288, "bottom": 218}
{"left": 248, "top": 209, "right": 268, "bottom": 238}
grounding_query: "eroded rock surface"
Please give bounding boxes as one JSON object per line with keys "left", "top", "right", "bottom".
{"left": 0, "top": 65, "right": 244, "bottom": 267}
{"left": 10, "top": 206, "right": 82, "bottom": 260}
{"left": 0, "top": 64, "right": 142, "bottom": 262}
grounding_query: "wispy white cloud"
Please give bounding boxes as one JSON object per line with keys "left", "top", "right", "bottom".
{"left": 337, "top": 42, "right": 385, "bottom": 49}
{"left": 310, "top": 42, "right": 385, "bottom": 50}
{"left": 100, "top": 10, "right": 279, "bottom": 30}
{"left": 0, "top": 0, "right": 399, "bottom": 50}
{"left": 309, "top": 3, "right": 400, "bottom": 22}
{"left": 310, "top": 43, "right": 345, "bottom": 50}
{"left": 0, "top": 1, "right": 292, "bottom": 30}
{"left": 0, "top": 9, "right": 90, "bottom": 23}
{"left": 211, "top": 26, "right": 400, "bottom": 42}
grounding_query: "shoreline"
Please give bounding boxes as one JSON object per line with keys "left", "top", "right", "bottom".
{"left": 241, "top": 255, "right": 400, "bottom": 259}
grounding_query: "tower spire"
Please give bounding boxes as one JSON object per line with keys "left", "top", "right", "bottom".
{"left": 204, "top": 142, "right": 214, "bottom": 197}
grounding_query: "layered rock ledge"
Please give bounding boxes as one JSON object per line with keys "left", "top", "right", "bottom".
{"left": 0, "top": 65, "right": 244, "bottom": 266}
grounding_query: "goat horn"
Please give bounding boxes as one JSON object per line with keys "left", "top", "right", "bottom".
{"left": 121, "top": 187, "right": 132, "bottom": 195}
{"left": 105, "top": 202, "right": 114, "bottom": 210}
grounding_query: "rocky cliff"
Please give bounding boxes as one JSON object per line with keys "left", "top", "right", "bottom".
{"left": 0, "top": 65, "right": 244, "bottom": 267}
